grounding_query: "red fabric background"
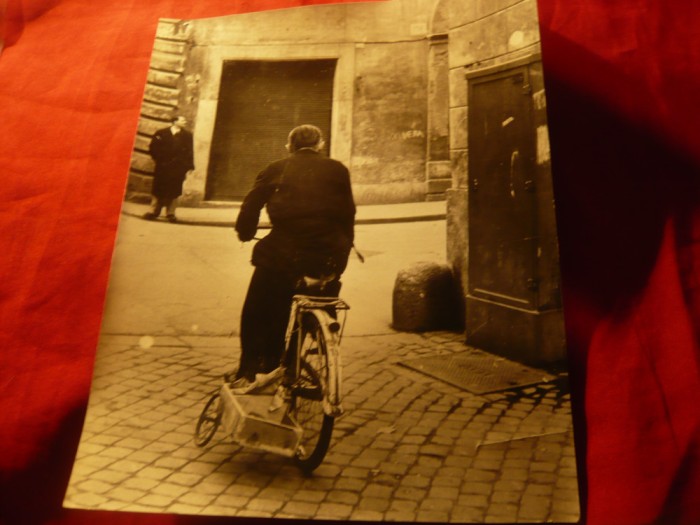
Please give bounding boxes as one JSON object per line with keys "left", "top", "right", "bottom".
{"left": 1, "top": 1, "right": 699, "bottom": 524}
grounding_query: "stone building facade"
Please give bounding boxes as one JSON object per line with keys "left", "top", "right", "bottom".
{"left": 126, "top": 0, "right": 564, "bottom": 364}
{"left": 127, "top": 2, "right": 452, "bottom": 206}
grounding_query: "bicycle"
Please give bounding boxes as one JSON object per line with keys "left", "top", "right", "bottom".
{"left": 194, "top": 281, "right": 349, "bottom": 474}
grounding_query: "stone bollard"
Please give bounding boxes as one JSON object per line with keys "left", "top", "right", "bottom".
{"left": 392, "top": 261, "right": 462, "bottom": 332}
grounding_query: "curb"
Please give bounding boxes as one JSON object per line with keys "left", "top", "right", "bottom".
{"left": 120, "top": 208, "right": 446, "bottom": 228}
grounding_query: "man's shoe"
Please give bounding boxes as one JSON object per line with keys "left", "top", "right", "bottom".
{"left": 223, "top": 368, "right": 239, "bottom": 383}
{"left": 142, "top": 212, "right": 156, "bottom": 221}
{"left": 166, "top": 214, "right": 177, "bottom": 223}
{"left": 229, "top": 377, "right": 250, "bottom": 388}
{"left": 253, "top": 368, "right": 284, "bottom": 394}
{"left": 230, "top": 377, "right": 256, "bottom": 394}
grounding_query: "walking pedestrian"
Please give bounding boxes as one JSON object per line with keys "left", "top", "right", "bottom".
{"left": 229, "top": 124, "right": 356, "bottom": 390}
{"left": 143, "top": 116, "right": 194, "bottom": 223}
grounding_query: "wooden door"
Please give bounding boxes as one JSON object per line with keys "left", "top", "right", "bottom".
{"left": 207, "top": 59, "right": 336, "bottom": 200}
{"left": 468, "top": 66, "right": 538, "bottom": 309}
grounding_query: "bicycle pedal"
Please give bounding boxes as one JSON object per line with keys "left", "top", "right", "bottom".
{"left": 268, "top": 386, "right": 291, "bottom": 413}
{"left": 268, "top": 395, "right": 285, "bottom": 413}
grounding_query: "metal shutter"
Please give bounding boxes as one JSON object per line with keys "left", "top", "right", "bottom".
{"left": 207, "top": 59, "right": 336, "bottom": 200}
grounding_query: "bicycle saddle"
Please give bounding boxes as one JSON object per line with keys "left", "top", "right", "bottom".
{"left": 301, "top": 274, "right": 336, "bottom": 289}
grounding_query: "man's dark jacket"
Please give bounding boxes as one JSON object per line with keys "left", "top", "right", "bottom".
{"left": 235, "top": 149, "right": 356, "bottom": 279}
{"left": 148, "top": 127, "right": 195, "bottom": 199}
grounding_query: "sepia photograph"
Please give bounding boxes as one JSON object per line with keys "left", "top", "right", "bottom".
{"left": 63, "top": 0, "right": 580, "bottom": 521}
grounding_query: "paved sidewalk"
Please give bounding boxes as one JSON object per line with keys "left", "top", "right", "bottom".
{"left": 65, "top": 330, "right": 580, "bottom": 522}
{"left": 120, "top": 200, "right": 447, "bottom": 228}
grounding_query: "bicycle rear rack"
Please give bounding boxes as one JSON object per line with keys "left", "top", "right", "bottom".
{"left": 293, "top": 295, "right": 350, "bottom": 311}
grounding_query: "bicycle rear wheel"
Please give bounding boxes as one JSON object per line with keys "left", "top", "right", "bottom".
{"left": 291, "top": 312, "right": 334, "bottom": 473}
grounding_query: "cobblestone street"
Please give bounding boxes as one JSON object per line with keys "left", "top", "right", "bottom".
{"left": 65, "top": 330, "right": 580, "bottom": 522}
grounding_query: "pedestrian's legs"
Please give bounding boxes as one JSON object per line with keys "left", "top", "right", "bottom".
{"left": 152, "top": 196, "right": 164, "bottom": 216}
{"left": 165, "top": 197, "right": 178, "bottom": 221}
{"left": 143, "top": 196, "right": 163, "bottom": 220}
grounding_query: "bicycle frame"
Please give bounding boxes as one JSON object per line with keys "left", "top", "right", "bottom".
{"left": 194, "top": 292, "right": 350, "bottom": 472}
{"left": 283, "top": 294, "right": 349, "bottom": 418}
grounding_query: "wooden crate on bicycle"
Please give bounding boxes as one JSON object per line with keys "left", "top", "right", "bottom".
{"left": 219, "top": 383, "right": 302, "bottom": 457}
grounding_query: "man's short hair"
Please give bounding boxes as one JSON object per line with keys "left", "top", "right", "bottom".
{"left": 288, "top": 125, "right": 323, "bottom": 152}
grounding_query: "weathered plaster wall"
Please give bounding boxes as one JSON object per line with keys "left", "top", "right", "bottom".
{"left": 351, "top": 40, "right": 429, "bottom": 204}
{"left": 190, "top": 1, "right": 434, "bottom": 45}
{"left": 178, "top": 0, "right": 441, "bottom": 204}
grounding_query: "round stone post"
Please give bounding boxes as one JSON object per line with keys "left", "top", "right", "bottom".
{"left": 392, "top": 261, "right": 462, "bottom": 332}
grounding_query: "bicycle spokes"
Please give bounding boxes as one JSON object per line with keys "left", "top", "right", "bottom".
{"left": 194, "top": 392, "right": 222, "bottom": 447}
{"left": 289, "top": 313, "right": 334, "bottom": 473}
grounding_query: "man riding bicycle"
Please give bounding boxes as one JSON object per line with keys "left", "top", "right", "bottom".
{"left": 230, "top": 125, "right": 356, "bottom": 391}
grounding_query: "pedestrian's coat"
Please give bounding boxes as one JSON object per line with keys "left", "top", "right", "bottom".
{"left": 149, "top": 126, "right": 195, "bottom": 199}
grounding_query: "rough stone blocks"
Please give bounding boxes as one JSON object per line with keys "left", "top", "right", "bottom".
{"left": 392, "top": 261, "right": 461, "bottom": 332}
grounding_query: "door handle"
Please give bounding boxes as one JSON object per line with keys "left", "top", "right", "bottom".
{"left": 509, "top": 150, "right": 519, "bottom": 197}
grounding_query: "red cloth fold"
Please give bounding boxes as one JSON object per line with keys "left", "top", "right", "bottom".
{"left": 585, "top": 217, "right": 700, "bottom": 524}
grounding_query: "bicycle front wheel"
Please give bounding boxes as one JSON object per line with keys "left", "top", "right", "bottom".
{"left": 194, "top": 391, "right": 222, "bottom": 447}
{"left": 291, "top": 312, "right": 334, "bottom": 473}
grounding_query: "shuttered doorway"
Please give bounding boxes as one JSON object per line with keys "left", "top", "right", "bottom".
{"left": 206, "top": 59, "right": 336, "bottom": 201}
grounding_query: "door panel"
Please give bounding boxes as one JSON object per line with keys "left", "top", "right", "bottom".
{"left": 468, "top": 67, "right": 537, "bottom": 308}
{"left": 207, "top": 59, "right": 336, "bottom": 200}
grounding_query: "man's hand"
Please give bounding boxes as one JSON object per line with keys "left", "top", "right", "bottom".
{"left": 237, "top": 231, "right": 254, "bottom": 242}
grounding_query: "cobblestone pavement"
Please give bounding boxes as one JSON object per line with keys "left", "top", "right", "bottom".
{"left": 65, "top": 330, "right": 581, "bottom": 522}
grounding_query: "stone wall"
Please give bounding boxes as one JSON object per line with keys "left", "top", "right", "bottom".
{"left": 426, "top": 33, "right": 451, "bottom": 202}
{"left": 126, "top": 19, "right": 193, "bottom": 204}
{"left": 350, "top": 40, "right": 429, "bottom": 204}
{"left": 147, "top": 1, "right": 452, "bottom": 205}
